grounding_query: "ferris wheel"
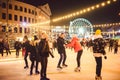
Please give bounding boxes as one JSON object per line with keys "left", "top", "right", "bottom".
{"left": 69, "top": 18, "right": 93, "bottom": 38}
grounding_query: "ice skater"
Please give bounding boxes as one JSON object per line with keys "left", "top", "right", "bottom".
{"left": 57, "top": 33, "right": 68, "bottom": 70}
{"left": 66, "top": 35, "right": 83, "bottom": 72}
{"left": 92, "top": 29, "right": 107, "bottom": 80}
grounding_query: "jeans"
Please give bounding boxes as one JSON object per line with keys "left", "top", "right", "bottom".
{"left": 6, "top": 49, "right": 11, "bottom": 55}
{"left": 57, "top": 52, "right": 67, "bottom": 66}
{"left": 77, "top": 50, "right": 83, "bottom": 67}
{"left": 30, "top": 60, "right": 39, "bottom": 73}
{"left": 40, "top": 57, "right": 48, "bottom": 78}
{"left": 24, "top": 51, "right": 29, "bottom": 67}
{"left": 16, "top": 49, "right": 20, "bottom": 56}
{"left": 95, "top": 57, "right": 102, "bottom": 76}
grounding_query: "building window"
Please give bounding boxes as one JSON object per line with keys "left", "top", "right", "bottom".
{"left": 2, "top": 26, "right": 6, "bottom": 32}
{"left": 8, "top": 14, "right": 12, "bottom": 20}
{"left": 19, "top": 27, "right": 22, "bottom": 33}
{"left": 9, "top": 4, "right": 12, "bottom": 9}
{"left": 28, "top": 18, "right": 31, "bottom": 23}
{"left": 14, "top": 5, "right": 18, "bottom": 10}
{"left": 24, "top": 8, "right": 27, "bottom": 13}
{"left": 32, "top": 18, "right": 34, "bottom": 23}
{"left": 24, "top": 28, "right": 27, "bottom": 33}
{"left": 14, "top": 15, "right": 18, "bottom": 21}
{"left": 14, "top": 27, "right": 18, "bottom": 33}
{"left": 35, "top": 11, "right": 37, "bottom": 16}
{"left": 2, "top": 2, "right": 6, "bottom": 8}
{"left": 28, "top": 9, "right": 31, "bottom": 13}
{"left": 24, "top": 17, "right": 27, "bottom": 22}
{"left": 32, "top": 10, "right": 34, "bottom": 15}
{"left": 2, "top": 13, "right": 6, "bottom": 19}
{"left": 28, "top": 28, "right": 30, "bottom": 33}
{"left": 20, "top": 16, "right": 22, "bottom": 22}
{"left": 8, "top": 26, "right": 12, "bottom": 32}
{"left": 20, "top": 6, "right": 23, "bottom": 11}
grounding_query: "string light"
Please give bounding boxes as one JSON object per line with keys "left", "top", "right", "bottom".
{"left": 93, "top": 22, "right": 120, "bottom": 27}
{"left": 51, "top": 0, "right": 116, "bottom": 23}
{"left": 27, "top": 0, "right": 117, "bottom": 26}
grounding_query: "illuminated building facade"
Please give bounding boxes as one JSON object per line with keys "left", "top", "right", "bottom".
{"left": 0, "top": 0, "right": 51, "bottom": 41}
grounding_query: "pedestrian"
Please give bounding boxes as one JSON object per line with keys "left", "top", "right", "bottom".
{"left": 22, "top": 35, "right": 30, "bottom": 69}
{"left": 38, "top": 32, "right": 54, "bottom": 80}
{"left": 14, "top": 39, "right": 21, "bottom": 58}
{"left": 3, "top": 39, "right": 11, "bottom": 56}
{"left": 29, "top": 37, "right": 40, "bottom": 75}
{"left": 92, "top": 29, "right": 107, "bottom": 80}
{"left": 66, "top": 35, "right": 83, "bottom": 72}
{"left": 0, "top": 39, "right": 4, "bottom": 57}
{"left": 57, "top": 33, "right": 68, "bottom": 69}
{"left": 114, "top": 40, "right": 118, "bottom": 54}
{"left": 53, "top": 39, "right": 57, "bottom": 51}
{"left": 108, "top": 39, "right": 114, "bottom": 52}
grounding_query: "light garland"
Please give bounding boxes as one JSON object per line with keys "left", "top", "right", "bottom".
{"left": 27, "top": 0, "right": 117, "bottom": 27}
{"left": 93, "top": 22, "right": 120, "bottom": 27}
{"left": 52, "top": 0, "right": 117, "bottom": 23}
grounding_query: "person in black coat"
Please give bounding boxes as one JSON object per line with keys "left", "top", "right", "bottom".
{"left": 38, "top": 32, "right": 54, "bottom": 80}
{"left": 14, "top": 39, "right": 21, "bottom": 57}
{"left": 92, "top": 29, "right": 107, "bottom": 80}
{"left": 29, "top": 40, "right": 40, "bottom": 75}
{"left": 57, "top": 33, "right": 68, "bottom": 69}
{"left": 0, "top": 39, "right": 4, "bottom": 57}
{"left": 22, "top": 35, "right": 30, "bottom": 69}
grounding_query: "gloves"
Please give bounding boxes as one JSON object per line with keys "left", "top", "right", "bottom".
{"left": 104, "top": 56, "right": 107, "bottom": 59}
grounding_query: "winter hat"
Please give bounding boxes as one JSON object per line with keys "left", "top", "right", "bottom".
{"left": 95, "top": 29, "right": 101, "bottom": 35}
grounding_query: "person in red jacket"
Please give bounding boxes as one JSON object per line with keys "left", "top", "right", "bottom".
{"left": 66, "top": 35, "right": 83, "bottom": 72}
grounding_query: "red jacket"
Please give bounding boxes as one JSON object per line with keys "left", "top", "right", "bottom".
{"left": 66, "top": 37, "right": 83, "bottom": 52}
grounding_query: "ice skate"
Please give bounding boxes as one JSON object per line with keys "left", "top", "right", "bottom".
{"left": 95, "top": 76, "right": 102, "bottom": 80}
{"left": 57, "top": 66, "right": 62, "bottom": 71}
{"left": 62, "top": 64, "right": 68, "bottom": 68}
{"left": 74, "top": 67, "right": 80, "bottom": 72}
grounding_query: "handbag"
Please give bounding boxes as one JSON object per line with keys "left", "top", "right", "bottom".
{"left": 22, "top": 48, "right": 26, "bottom": 56}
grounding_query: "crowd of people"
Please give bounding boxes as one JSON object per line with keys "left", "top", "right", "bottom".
{"left": 0, "top": 30, "right": 120, "bottom": 80}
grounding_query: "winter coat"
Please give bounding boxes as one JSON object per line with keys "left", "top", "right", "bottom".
{"left": 66, "top": 37, "right": 83, "bottom": 52}
{"left": 38, "top": 39, "right": 52, "bottom": 57}
{"left": 92, "top": 35, "right": 106, "bottom": 55}
{"left": 57, "top": 37, "right": 66, "bottom": 54}
{"left": 0, "top": 42, "right": 4, "bottom": 53}
{"left": 22, "top": 40, "right": 30, "bottom": 52}
{"left": 29, "top": 45, "right": 37, "bottom": 61}
{"left": 14, "top": 41, "right": 21, "bottom": 50}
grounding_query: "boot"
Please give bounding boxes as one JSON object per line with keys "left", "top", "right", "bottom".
{"left": 95, "top": 75, "right": 102, "bottom": 80}
{"left": 62, "top": 64, "right": 68, "bottom": 68}
{"left": 74, "top": 67, "right": 80, "bottom": 72}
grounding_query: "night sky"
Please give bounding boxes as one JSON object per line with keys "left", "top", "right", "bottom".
{"left": 18, "top": 0, "right": 120, "bottom": 26}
